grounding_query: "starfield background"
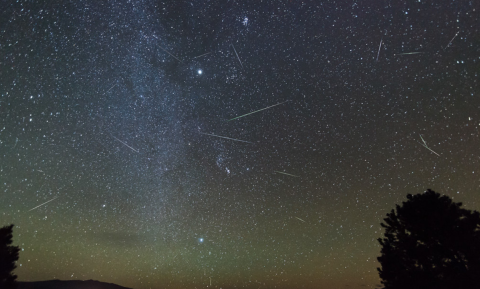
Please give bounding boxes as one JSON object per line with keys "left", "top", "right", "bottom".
{"left": 1, "top": 1, "right": 479, "bottom": 289}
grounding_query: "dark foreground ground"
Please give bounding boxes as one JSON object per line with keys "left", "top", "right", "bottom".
{"left": 18, "top": 280, "right": 132, "bottom": 289}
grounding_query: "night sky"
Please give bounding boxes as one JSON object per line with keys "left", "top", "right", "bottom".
{"left": 1, "top": 1, "right": 479, "bottom": 289}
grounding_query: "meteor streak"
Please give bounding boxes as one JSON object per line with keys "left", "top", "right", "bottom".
{"left": 112, "top": 135, "right": 139, "bottom": 153}
{"left": 228, "top": 101, "right": 289, "bottom": 121}
{"left": 231, "top": 44, "right": 243, "bottom": 68}
{"left": 28, "top": 196, "right": 60, "bottom": 212}
{"left": 294, "top": 216, "right": 306, "bottom": 223}
{"left": 444, "top": 31, "right": 459, "bottom": 50}
{"left": 104, "top": 83, "right": 117, "bottom": 95}
{"left": 376, "top": 39, "right": 383, "bottom": 62}
{"left": 192, "top": 52, "right": 212, "bottom": 59}
{"left": 394, "top": 52, "right": 424, "bottom": 56}
{"left": 155, "top": 44, "right": 183, "bottom": 62}
{"left": 418, "top": 134, "right": 440, "bottom": 156}
{"left": 275, "top": 171, "right": 299, "bottom": 178}
{"left": 200, "top": 132, "right": 253, "bottom": 144}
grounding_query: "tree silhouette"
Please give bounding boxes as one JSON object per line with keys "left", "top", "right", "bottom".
{"left": 377, "top": 189, "right": 480, "bottom": 289}
{"left": 0, "top": 224, "right": 20, "bottom": 289}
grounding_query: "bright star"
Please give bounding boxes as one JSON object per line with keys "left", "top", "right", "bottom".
{"left": 197, "top": 69, "right": 202, "bottom": 75}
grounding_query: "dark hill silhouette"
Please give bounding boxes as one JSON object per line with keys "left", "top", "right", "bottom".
{"left": 17, "top": 280, "right": 132, "bottom": 289}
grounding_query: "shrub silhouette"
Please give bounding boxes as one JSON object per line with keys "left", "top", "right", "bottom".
{"left": 377, "top": 189, "right": 480, "bottom": 289}
{"left": 0, "top": 224, "right": 20, "bottom": 289}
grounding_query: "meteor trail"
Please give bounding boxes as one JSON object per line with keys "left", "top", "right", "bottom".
{"left": 192, "top": 52, "right": 212, "bottom": 59}
{"left": 112, "top": 135, "right": 139, "bottom": 153}
{"left": 155, "top": 44, "right": 183, "bottom": 62}
{"left": 395, "top": 52, "right": 424, "bottom": 56}
{"left": 418, "top": 134, "right": 440, "bottom": 156}
{"left": 275, "top": 171, "right": 299, "bottom": 178}
{"left": 28, "top": 196, "right": 60, "bottom": 212}
{"left": 228, "top": 101, "right": 289, "bottom": 121}
{"left": 104, "top": 83, "right": 117, "bottom": 95}
{"left": 200, "top": 132, "right": 253, "bottom": 144}
{"left": 149, "top": 35, "right": 182, "bottom": 62}
{"left": 231, "top": 44, "right": 243, "bottom": 68}
{"left": 376, "top": 39, "right": 383, "bottom": 62}
{"left": 444, "top": 31, "right": 459, "bottom": 50}
{"left": 294, "top": 216, "right": 306, "bottom": 223}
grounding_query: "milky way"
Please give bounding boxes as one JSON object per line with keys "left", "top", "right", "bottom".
{"left": 1, "top": 1, "right": 479, "bottom": 289}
